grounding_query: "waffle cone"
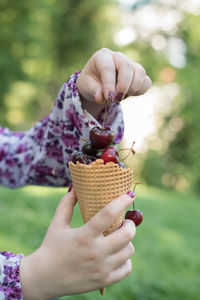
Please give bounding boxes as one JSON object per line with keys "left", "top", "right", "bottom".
{"left": 69, "top": 159, "right": 133, "bottom": 235}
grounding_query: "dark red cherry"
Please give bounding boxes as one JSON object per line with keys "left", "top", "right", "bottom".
{"left": 82, "top": 141, "right": 99, "bottom": 157}
{"left": 88, "top": 155, "right": 101, "bottom": 162}
{"left": 101, "top": 147, "right": 119, "bottom": 164}
{"left": 125, "top": 209, "right": 143, "bottom": 226}
{"left": 89, "top": 126, "right": 114, "bottom": 149}
{"left": 72, "top": 151, "right": 91, "bottom": 164}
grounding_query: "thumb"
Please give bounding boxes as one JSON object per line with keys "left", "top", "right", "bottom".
{"left": 51, "top": 188, "right": 77, "bottom": 229}
{"left": 94, "top": 86, "right": 105, "bottom": 104}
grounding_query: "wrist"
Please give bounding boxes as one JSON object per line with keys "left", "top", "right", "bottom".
{"left": 20, "top": 249, "right": 48, "bottom": 300}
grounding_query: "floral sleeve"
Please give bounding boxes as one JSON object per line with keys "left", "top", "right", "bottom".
{"left": 0, "top": 252, "right": 23, "bottom": 299}
{"left": 0, "top": 71, "right": 124, "bottom": 299}
{"left": 0, "top": 71, "right": 124, "bottom": 189}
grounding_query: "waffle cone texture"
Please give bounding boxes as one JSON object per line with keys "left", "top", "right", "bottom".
{"left": 69, "top": 159, "right": 133, "bottom": 235}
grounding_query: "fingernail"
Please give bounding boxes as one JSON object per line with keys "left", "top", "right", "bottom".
{"left": 115, "top": 92, "right": 124, "bottom": 102}
{"left": 108, "top": 91, "right": 114, "bottom": 102}
{"left": 127, "top": 191, "right": 135, "bottom": 199}
{"left": 68, "top": 183, "right": 73, "bottom": 192}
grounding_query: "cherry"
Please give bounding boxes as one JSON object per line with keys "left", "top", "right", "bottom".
{"left": 82, "top": 141, "right": 99, "bottom": 157}
{"left": 72, "top": 151, "right": 91, "bottom": 164}
{"left": 88, "top": 155, "right": 101, "bottom": 162}
{"left": 89, "top": 126, "right": 114, "bottom": 149}
{"left": 125, "top": 209, "right": 143, "bottom": 226}
{"left": 101, "top": 147, "right": 119, "bottom": 164}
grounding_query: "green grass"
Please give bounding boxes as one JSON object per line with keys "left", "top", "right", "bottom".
{"left": 0, "top": 185, "right": 200, "bottom": 300}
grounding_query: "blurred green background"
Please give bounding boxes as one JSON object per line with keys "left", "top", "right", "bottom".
{"left": 0, "top": 0, "right": 200, "bottom": 299}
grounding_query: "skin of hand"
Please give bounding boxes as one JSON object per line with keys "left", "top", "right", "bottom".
{"left": 77, "top": 48, "right": 152, "bottom": 119}
{"left": 20, "top": 189, "right": 136, "bottom": 300}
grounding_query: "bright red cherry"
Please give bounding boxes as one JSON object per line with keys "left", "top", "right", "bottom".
{"left": 72, "top": 151, "right": 91, "bottom": 165}
{"left": 82, "top": 141, "right": 99, "bottom": 157}
{"left": 125, "top": 209, "right": 143, "bottom": 226}
{"left": 89, "top": 126, "right": 114, "bottom": 149}
{"left": 101, "top": 147, "right": 119, "bottom": 164}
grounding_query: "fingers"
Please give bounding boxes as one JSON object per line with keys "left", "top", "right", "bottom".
{"left": 107, "top": 259, "right": 132, "bottom": 286}
{"left": 95, "top": 50, "right": 151, "bottom": 101}
{"left": 86, "top": 194, "right": 133, "bottom": 237}
{"left": 94, "top": 86, "right": 105, "bottom": 104}
{"left": 125, "top": 62, "right": 146, "bottom": 97}
{"left": 103, "top": 219, "right": 136, "bottom": 255}
{"left": 77, "top": 48, "right": 151, "bottom": 105}
{"left": 108, "top": 242, "right": 135, "bottom": 271}
{"left": 93, "top": 48, "right": 116, "bottom": 102}
{"left": 113, "top": 52, "right": 134, "bottom": 101}
{"left": 134, "top": 75, "right": 152, "bottom": 96}
{"left": 50, "top": 188, "right": 77, "bottom": 229}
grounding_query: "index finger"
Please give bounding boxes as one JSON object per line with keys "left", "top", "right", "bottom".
{"left": 94, "top": 48, "right": 116, "bottom": 102}
{"left": 85, "top": 194, "right": 133, "bottom": 237}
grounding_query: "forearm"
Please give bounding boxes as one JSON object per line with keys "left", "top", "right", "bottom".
{"left": 0, "top": 72, "right": 124, "bottom": 188}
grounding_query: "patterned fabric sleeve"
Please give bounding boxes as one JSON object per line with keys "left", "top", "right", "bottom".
{"left": 0, "top": 252, "right": 23, "bottom": 300}
{"left": 0, "top": 71, "right": 124, "bottom": 299}
{"left": 0, "top": 71, "right": 124, "bottom": 189}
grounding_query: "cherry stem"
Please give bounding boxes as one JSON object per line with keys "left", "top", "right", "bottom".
{"left": 132, "top": 182, "right": 140, "bottom": 210}
{"left": 133, "top": 181, "right": 141, "bottom": 191}
{"left": 102, "top": 101, "right": 108, "bottom": 130}
{"left": 121, "top": 141, "right": 135, "bottom": 162}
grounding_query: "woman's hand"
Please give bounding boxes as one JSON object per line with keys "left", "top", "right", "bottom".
{"left": 77, "top": 48, "right": 152, "bottom": 105}
{"left": 20, "top": 189, "right": 136, "bottom": 300}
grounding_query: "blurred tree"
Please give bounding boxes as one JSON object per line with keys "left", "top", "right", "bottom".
{"left": 0, "top": 0, "right": 118, "bottom": 129}
{"left": 140, "top": 12, "right": 200, "bottom": 194}
{"left": 160, "top": 14, "right": 200, "bottom": 193}
{"left": 115, "top": 1, "right": 200, "bottom": 194}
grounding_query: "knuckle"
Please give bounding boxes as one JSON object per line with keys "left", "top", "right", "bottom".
{"left": 128, "top": 243, "right": 135, "bottom": 256}
{"left": 76, "top": 232, "right": 90, "bottom": 247}
{"left": 103, "top": 207, "right": 114, "bottom": 219}
{"left": 100, "top": 47, "right": 110, "bottom": 54}
{"left": 87, "top": 249, "right": 101, "bottom": 261}
{"left": 102, "top": 65, "right": 114, "bottom": 74}
{"left": 94, "top": 266, "right": 109, "bottom": 283}
{"left": 138, "top": 64, "right": 146, "bottom": 77}
{"left": 95, "top": 47, "right": 110, "bottom": 58}
{"left": 115, "top": 51, "right": 126, "bottom": 61}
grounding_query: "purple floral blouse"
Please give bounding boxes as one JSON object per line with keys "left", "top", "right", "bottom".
{"left": 0, "top": 72, "right": 124, "bottom": 299}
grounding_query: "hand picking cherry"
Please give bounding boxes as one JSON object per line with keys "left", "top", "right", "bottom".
{"left": 72, "top": 151, "right": 91, "bottom": 164}
{"left": 101, "top": 147, "right": 119, "bottom": 164}
{"left": 125, "top": 209, "right": 143, "bottom": 226}
{"left": 89, "top": 126, "right": 114, "bottom": 149}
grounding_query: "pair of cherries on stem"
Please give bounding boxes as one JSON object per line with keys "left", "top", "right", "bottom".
{"left": 125, "top": 183, "right": 143, "bottom": 227}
